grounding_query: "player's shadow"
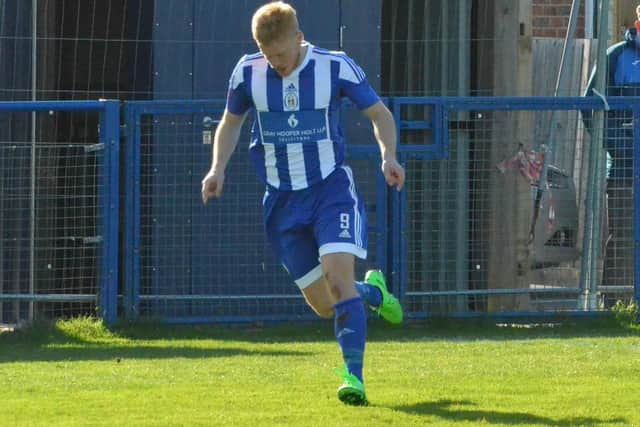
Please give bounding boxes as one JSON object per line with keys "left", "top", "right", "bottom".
{"left": 0, "top": 322, "right": 314, "bottom": 362}
{"left": 389, "top": 399, "right": 628, "bottom": 426}
{"left": 0, "top": 343, "right": 313, "bottom": 363}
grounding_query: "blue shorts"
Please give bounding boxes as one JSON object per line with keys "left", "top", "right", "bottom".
{"left": 263, "top": 166, "right": 368, "bottom": 289}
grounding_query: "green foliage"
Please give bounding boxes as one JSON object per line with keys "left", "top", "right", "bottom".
{"left": 54, "top": 316, "right": 112, "bottom": 340}
{"left": 611, "top": 299, "right": 640, "bottom": 328}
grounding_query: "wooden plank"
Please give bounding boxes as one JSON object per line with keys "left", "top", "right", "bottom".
{"left": 615, "top": 0, "right": 638, "bottom": 41}
{"left": 487, "top": 0, "right": 533, "bottom": 311}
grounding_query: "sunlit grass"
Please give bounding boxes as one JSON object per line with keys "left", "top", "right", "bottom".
{"left": 0, "top": 316, "right": 638, "bottom": 426}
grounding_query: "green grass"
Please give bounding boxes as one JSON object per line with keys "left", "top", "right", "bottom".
{"left": 1, "top": 316, "right": 639, "bottom": 426}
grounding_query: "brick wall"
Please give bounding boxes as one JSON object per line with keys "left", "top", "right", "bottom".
{"left": 532, "top": 0, "right": 585, "bottom": 38}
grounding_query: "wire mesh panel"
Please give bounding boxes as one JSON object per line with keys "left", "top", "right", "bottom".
{"left": 401, "top": 97, "right": 637, "bottom": 317}
{"left": 0, "top": 103, "right": 119, "bottom": 325}
{"left": 126, "top": 103, "right": 385, "bottom": 322}
{"left": 600, "top": 106, "right": 635, "bottom": 305}
{"left": 125, "top": 97, "right": 639, "bottom": 323}
{"left": 347, "top": 154, "right": 385, "bottom": 281}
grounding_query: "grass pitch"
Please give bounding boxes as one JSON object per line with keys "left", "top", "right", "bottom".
{"left": 0, "top": 316, "right": 639, "bottom": 426}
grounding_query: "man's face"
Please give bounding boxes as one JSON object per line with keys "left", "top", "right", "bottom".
{"left": 258, "top": 31, "right": 302, "bottom": 77}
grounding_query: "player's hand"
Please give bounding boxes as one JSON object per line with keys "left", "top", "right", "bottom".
{"left": 201, "top": 169, "right": 225, "bottom": 204}
{"left": 382, "top": 158, "right": 405, "bottom": 191}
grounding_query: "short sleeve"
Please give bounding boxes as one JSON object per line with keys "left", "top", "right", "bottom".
{"left": 341, "top": 80, "right": 380, "bottom": 110}
{"left": 337, "top": 54, "right": 380, "bottom": 110}
{"left": 226, "top": 55, "right": 252, "bottom": 115}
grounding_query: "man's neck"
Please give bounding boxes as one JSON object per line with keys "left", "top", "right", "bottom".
{"left": 295, "top": 43, "right": 308, "bottom": 69}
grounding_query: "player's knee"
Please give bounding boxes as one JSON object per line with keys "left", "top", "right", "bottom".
{"left": 304, "top": 298, "right": 334, "bottom": 318}
{"left": 310, "top": 304, "right": 334, "bottom": 319}
{"left": 303, "top": 292, "right": 335, "bottom": 318}
{"left": 323, "top": 270, "right": 349, "bottom": 301}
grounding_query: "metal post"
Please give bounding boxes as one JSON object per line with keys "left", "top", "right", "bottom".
{"left": 397, "top": 153, "right": 408, "bottom": 304}
{"left": 579, "top": 0, "right": 609, "bottom": 310}
{"left": 585, "top": 0, "right": 595, "bottom": 39}
{"left": 455, "top": 0, "right": 471, "bottom": 313}
{"left": 376, "top": 102, "right": 389, "bottom": 274}
{"left": 389, "top": 99, "right": 402, "bottom": 294}
{"left": 28, "top": 0, "right": 37, "bottom": 322}
{"left": 634, "top": 107, "right": 640, "bottom": 305}
{"left": 454, "top": 109, "right": 469, "bottom": 313}
{"left": 124, "top": 104, "right": 141, "bottom": 320}
{"left": 438, "top": 0, "right": 449, "bottom": 294}
{"left": 98, "top": 101, "right": 120, "bottom": 325}
{"left": 589, "top": 118, "right": 606, "bottom": 310}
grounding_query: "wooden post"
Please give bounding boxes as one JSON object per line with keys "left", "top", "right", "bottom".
{"left": 487, "top": 0, "right": 534, "bottom": 311}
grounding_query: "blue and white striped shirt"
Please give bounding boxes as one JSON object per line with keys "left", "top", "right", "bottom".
{"left": 226, "top": 42, "right": 380, "bottom": 191}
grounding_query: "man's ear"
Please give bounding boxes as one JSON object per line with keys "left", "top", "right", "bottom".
{"left": 625, "top": 27, "right": 637, "bottom": 45}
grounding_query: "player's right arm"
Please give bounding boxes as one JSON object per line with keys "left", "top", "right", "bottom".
{"left": 201, "top": 110, "right": 247, "bottom": 204}
{"left": 202, "top": 54, "right": 252, "bottom": 204}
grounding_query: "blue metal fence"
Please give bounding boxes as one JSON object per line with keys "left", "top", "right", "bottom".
{"left": 635, "top": 107, "right": 640, "bottom": 304}
{"left": 121, "top": 96, "right": 640, "bottom": 323}
{"left": 0, "top": 100, "right": 120, "bottom": 324}
{"left": 122, "top": 100, "right": 397, "bottom": 322}
{"left": 3, "top": 96, "right": 639, "bottom": 324}
{"left": 395, "top": 96, "right": 638, "bottom": 316}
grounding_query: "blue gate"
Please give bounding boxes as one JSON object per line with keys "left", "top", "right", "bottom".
{"left": 0, "top": 100, "right": 120, "bottom": 325}
{"left": 123, "top": 100, "right": 424, "bottom": 322}
{"left": 121, "top": 96, "right": 640, "bottom": 323}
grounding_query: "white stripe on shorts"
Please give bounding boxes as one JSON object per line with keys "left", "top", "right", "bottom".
{"left": 340, "top": 166, "right": 363, "bottom": 248}
{"left": 295, "top": 264, "right": 323, "bottom": 289}
{"left": 319, "top": 242, "right": 367, "bottom": 260}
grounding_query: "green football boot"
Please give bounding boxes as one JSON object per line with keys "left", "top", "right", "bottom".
{"left": 364, "top": 270, "right": 403, "bottom": 324}
{"left": 335, "top": 368, "right": 368, "bottom": 406}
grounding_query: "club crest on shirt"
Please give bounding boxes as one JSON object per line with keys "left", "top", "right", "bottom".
{"left": 283, "top": 82, "right": 299, "bottom": 111}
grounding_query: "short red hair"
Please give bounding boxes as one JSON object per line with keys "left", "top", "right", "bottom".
{"left": 251, "top": 1, "right": 299, "bottom": 46}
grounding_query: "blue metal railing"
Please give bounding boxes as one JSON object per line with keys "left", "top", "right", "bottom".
{"left": 122, "top": 99, "right": 393, "bottom": 321}
{"left": 0, "top": 100, "right": 120, "bottom": 325}
{"left": 123, "top": 100, "right": 227, "bottom": 320}
{"left": 4, "top": 96, "right": 639, "bottom": 324}
{"left": 120, "top": 96, "right": 640, "bottom": 322}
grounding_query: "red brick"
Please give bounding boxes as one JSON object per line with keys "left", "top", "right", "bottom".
{"left": 533, "top": 16, "right": 550, "bottom": 27}
{"left": 557, "top": 5, "right": 572, "bottom": 15}
{"left": 534, "top": 28, "right": 557, "bottom": 37}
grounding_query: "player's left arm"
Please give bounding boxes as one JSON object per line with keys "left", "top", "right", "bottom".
{"left": 362, "top": 101, "right": 405, "bottom": 191}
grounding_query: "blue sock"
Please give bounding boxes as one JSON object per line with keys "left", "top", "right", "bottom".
{"left": 334, "top": 296, "right": 367, "bottom": 382}
{"left": 354, "top": 281, "right": 383, "bottom": 308}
